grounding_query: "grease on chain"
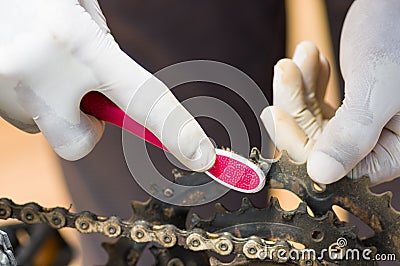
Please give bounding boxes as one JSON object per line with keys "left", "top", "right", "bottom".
{"left": 0, "top": 198, "right": 312, "bottom": 264}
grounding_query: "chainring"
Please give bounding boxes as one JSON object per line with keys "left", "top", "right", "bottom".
{"left": 188, "top": 197, "right": 369, "bottom": 265}
{"left": 0, "top": 149, "right": 398, "bottom": 265}
{"left": 256, "top": 150, "right": 400, "bottom": 260}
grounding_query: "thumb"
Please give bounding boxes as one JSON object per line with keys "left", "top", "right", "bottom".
{"left": 307, "top": 99, "right": 389, "bottom": 184}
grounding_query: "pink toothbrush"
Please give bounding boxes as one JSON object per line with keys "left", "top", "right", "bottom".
{"left": 80, "top": 91, "right": 265, "bottom": 193}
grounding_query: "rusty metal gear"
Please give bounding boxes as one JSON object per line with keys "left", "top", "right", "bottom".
{"left": 255, "top": 149, "right": 400, "bottom": 260}
{"left": 0, "top": 149, "right": 398, "bottom": 265}
{"left": 149, "top": 245, "right": 209, "bottom": 266}
{"left": 101, "top": 238, "right": 144, "bottom": 266}
{"left": 188, "top": 197, "right": 374, "bottom": 265}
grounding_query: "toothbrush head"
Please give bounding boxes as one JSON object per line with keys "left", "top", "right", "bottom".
{"left": 205, "top": 148, "right": 265, "bottom": 193}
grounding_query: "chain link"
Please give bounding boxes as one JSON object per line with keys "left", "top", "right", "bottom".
{"left": 0, "top": 198, "right": 317, "bottom": 264}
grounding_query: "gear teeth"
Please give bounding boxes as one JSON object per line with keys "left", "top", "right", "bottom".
{"left": 130, "top": 198, "right": 156, "bottom": 215}
{"left": 240, "top": 197, "right": 254, "bottom": 210}
{"left": 358, "top": 175, "right": 372, "bottom": 187}
{"left": 150, "top": 246, "right": 209, "bottom": 265}
{"left": 269, "top": 196, "right": 282, "bottom": 210}
{"left": 101, "top": 238, "right": 144, "bottom": 266}
{"left": 278, "top": 202, "right": 310, "bottom": 222}
{"left": 209, "top": 254, "right": 247, "bottom": 266}
{"left": 129, "top": 198, "right": 189, "bottom": 228}
{"left": 321, "top": 176, "right": 400, "bottom": 260}
{"left": 189, "top": 213, "right": 201, "bottom": 227}
{"left": 296, "top": 202, "right": 308, "bottom": 214}
{"left": 377, "top": 191, "right": 393, "bottom": 207}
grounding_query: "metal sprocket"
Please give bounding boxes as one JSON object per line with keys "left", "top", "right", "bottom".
{"left": 189, "top": 197, "right": 373, "bottom": 265}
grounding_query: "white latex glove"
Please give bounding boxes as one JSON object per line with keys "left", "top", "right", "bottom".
{"left": 307, "top": 0, "right": 400, "bottom": 184}
{"left": 0, "top": 0, "right": 215, "bottom": 171}
{"left": 261, "top": 41, "right": 332, "bottom": 163}
{"left": 263, "top": 0, "right": 400, "bottom": 186}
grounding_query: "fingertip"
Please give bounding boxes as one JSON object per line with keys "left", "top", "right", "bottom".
{"left": 293, "top": 41, "right": 319, "bottom": 60}
{"left": 178, "top": 135, "right": 216, "bottom": 172}
{"left": 307, "top": 150, "right": 346, "bottom": 184}
{"left": 169, "top": 118, "right": 216, "bottom": 172}
{"left": 274, "top": 58, "right": 301, "bottom": 83}
{"left": 273, "top": 60, "right": 303, "bottom": 110}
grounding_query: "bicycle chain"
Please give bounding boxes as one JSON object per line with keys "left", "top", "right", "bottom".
{"left": 0, "top": 197, "right": 325, "bottom": 265}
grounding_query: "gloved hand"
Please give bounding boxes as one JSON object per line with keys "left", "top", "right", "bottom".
{"left": 307, "top": 0, "right": 400, "bottom": 185}
{"left": 0, "top": 0, "right": 215, "bottom": 171}
{"left": 262, "top": 0, "right": 400, "bottom": 186}
{"left": 261, "top": 41, "right": 333, "bottom": 163}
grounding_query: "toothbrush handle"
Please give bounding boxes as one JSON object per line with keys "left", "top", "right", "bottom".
{"left": 81, "top": 92, "right": 265, "bottom": 193}
{"left": 80, "top": 91, "right": 168, "bottom": 152}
